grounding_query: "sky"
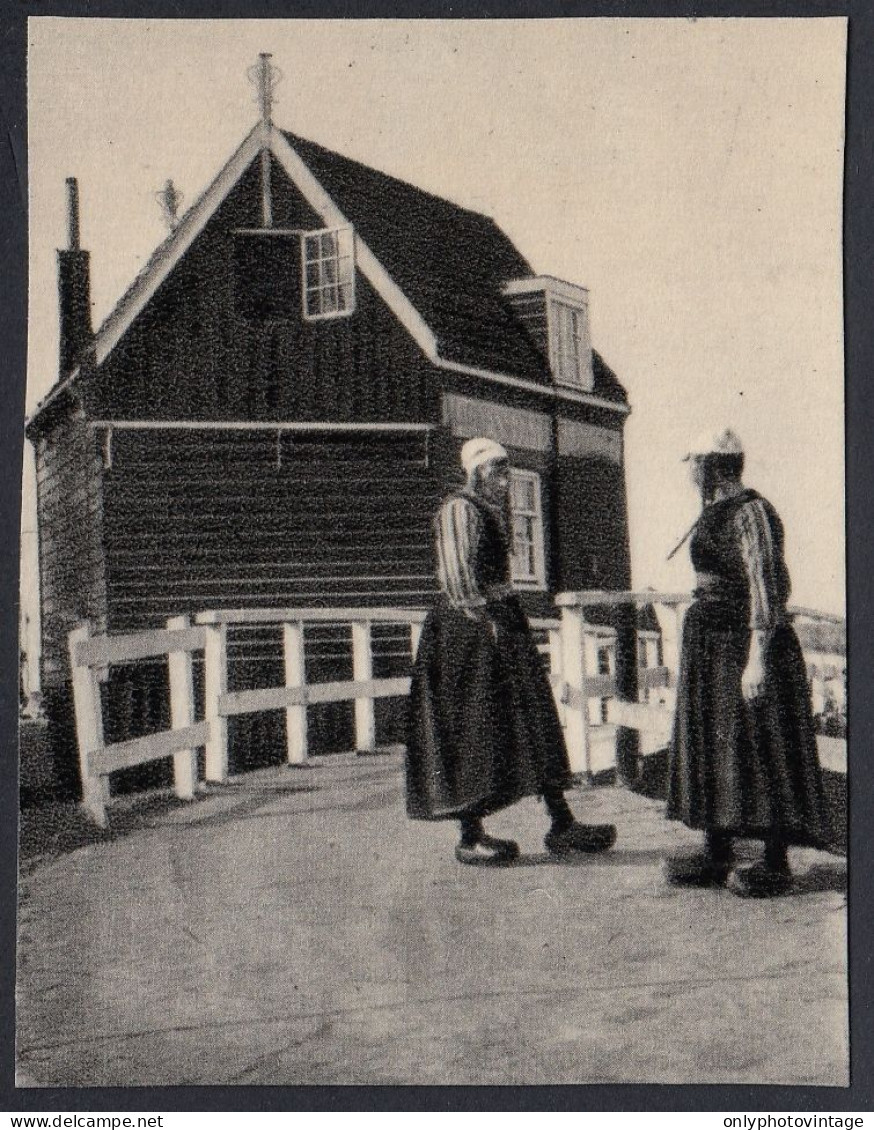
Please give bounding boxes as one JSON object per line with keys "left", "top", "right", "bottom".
{"left": 22, "top": 16, "right": 847, "bottom": 661}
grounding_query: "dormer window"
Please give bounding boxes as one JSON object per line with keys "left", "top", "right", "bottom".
{"left": 551, "top": 300, "right": 589, "bottom": 389}
{"left": 504, "top": 276, "right": 594, "bottom": 391}
{"left": 302, "top": 226, "right": 355, "bottom": 321}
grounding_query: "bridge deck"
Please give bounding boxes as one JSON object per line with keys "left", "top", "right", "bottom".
{"left": 17, "top": 752, "right": 847, "bottom": 1086}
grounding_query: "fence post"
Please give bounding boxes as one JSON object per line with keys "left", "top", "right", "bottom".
{"left": 283, "top": 620, "right": 308, "bottom": 765}
{"left": 166, "top": 615, "right": 198, "bottom": 801}
{"left": 557, "top": 595, "right": 592, "bottom": 781}
{"left": 410, "top": 619, "right": 423, "bottom": 663}
{"left": 547, "top": 626, "right": 566, "bottom": 724}
{"left": 613, "top": 601, "right": 640, "bottom": 787}
{"left": 654, "top": 599, "right": 687, "bottom": 688}
{"left": 67, "top": 622, "right": 109, "bottom": 828}
{"left": 351, "top": 619, "right": 376, "bottom": 754}
{"left": 203, "top": 622, "right": 228, "bottom": 782}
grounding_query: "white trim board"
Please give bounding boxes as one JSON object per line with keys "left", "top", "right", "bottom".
{"left": 267, "top": 129, "right": 438, "bottom": 358}
{"left": 31, "top": 122, "right": 437, "bottom": 425}
{"left": 435, "top": 357, "right": 629, "bottom": 415}
{"left": 31, "top": 123, "right": 267, "bottom": 420}
{"left": 557, "top": 418, "right": 625, "bottom": 463}
{"left": 100, "top": 124, "right": 267, "bottom": 370}
{"left": 442, "top": 393, "right": 551, "bottom": 452}
{"left": 504, "top": 275, "right": 590, "bottom": 306}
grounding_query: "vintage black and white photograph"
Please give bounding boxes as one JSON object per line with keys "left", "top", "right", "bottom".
{"left": 18, "top": 16, "right": 847, "bottom": 1087}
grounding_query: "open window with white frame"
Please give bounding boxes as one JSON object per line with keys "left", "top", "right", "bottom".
{"left": 509, "top": 468, "right": 547, "bottom": 589}
{"left": 301, "top": 226, "right": 356, "bottom": 321}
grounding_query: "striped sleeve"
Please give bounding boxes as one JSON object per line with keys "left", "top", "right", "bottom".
{"left": 734, "top": 498, "right": 784, "bottom": 629}
{"left": 435, "top": 497, "right": 487, "bottom": 609}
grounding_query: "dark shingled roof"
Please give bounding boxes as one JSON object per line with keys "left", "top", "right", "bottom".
{"left": 286, "top": 132, "right": 628, "bottom": 404}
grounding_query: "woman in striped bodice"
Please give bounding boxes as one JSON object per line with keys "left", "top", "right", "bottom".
{"left": 665, "top": 429, "right": 829, "bottom": 896}
{"left": 405, "top": 436, "right": 616, "bottom": 866}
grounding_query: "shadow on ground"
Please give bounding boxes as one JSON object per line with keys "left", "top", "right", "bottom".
{"left": 18, "top": 773, "right": 325, "bottom": 871}
{"left": 463, "top": 849, "right": 846, "bottom": 896}
{"left": 792, "top": 861, "right": 847, "bottom": 895}
{"left": 19, "top": 752, "right": 407, "bottom": 873}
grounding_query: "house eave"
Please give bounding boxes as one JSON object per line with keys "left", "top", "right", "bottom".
{"left": 25, "top": 381, "right": 82, "bottom": 441}
{"left": 432, "top": 356, "right": 631, "bottom": 416}
{"left": 87, "top": 419, "right": 436, "bottom": 433}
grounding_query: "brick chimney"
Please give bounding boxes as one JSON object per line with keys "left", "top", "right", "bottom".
{"left": 57, "top": 177, "right": 93, "bottom": 377}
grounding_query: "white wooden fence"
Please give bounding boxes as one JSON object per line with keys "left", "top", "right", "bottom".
{"left": 68, "top": 615, "right": 209, "bottom": 828}
{"left": 193, "top": 606, "right": 429, "bottom": 782}
{"left": 66, "top": 592, "right": 844, "bottom": 826}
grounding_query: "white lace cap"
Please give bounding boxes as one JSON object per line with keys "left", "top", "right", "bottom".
{"left": 682, "top": 428, "right": 744, "bottom": 461}
{"left": 460, "top": 437, "right": 509, "bottom": 473}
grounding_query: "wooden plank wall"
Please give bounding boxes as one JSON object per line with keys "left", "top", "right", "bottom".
{"left": 93, "top": 158, "right": 438, "bottom": 427}
{"left": 503, "top": 290, "right": 549, "bottom": 358}
{"left": 101, "top": 428, "right": 442, "bottom": 631}
{"left": 95, "top": 425, "right": 445, "bottom": 772}
{"left": 554, "top": 454, "right": 633, "bottom": 609}
{"left": 34, "top": 405, "right": 108, "bottom": 690}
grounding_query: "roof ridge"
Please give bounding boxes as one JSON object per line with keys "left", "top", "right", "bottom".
{"left": 92, "top": 124, "right": 266, "bottom": 347}
{"left": 281, "top": 128, "right": 503, "bottom": 226}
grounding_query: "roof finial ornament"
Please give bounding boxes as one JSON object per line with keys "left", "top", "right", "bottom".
{"left": 155, "top": 179, "right": 183, "bottom": 231}
{"left": 247, "top": 52, "right": 282, "bottom": 127}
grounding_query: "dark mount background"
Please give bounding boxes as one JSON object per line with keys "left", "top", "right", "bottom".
{"left": 0, "top": 0, "right": 870, "bottom": 1115}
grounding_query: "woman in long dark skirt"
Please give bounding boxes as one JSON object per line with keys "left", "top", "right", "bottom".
{"left": 406, "top": 436, "right": 616, "bottom": 866}
{"left": 664, "top": 428, "right": 830, "bottom": 897}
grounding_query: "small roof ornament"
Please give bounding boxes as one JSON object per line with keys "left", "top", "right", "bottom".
{"left": 682, "top": 427, "right": 744, "bottom": 462}
{"left": 156, "top": 179, "right": 183, "bottom": 231}
{"left": 247, "top": 52, "right": 283, "bottom": 126}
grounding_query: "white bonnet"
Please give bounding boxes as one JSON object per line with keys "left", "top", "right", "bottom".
{"left": 460, "top": 437, "right": 509, "bottom": 473}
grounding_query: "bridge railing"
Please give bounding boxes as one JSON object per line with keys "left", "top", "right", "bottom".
{"left": 67, "top": 615, "right": 209, "bottom": 828}
{"left": 551, "top": 591, "right": 846, "bottom": 780}
{"left": 192, "top": 607, "right": 427, "bottom": 783}
{"left": 66, "top": 595, "right": 845, "bottom": 825}
{"left": 67, "top": 606, "right": 430, "bottom": 826}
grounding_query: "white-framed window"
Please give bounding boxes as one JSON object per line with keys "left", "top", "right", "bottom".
{"left": 301, "top": 226, "right": 355, "bottom": 321}
{"left": 509, "top": 469, "right": 547, "bottom": 589}
{"left": 550, "top": 299, "right": 592, "bottom": 390}
{"left": 503, "top": 276, "right": 595, "bottom": 391}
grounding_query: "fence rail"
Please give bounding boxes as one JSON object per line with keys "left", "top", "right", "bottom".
{"left": 67, "top": 592, "right": 846, "bottom": 827}
{"left": 68, "top": 615, "right": 206, "bottom": 828}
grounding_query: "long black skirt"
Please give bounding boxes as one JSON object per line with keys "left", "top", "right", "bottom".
{"left": 666, "top": 602, "right": 829, "bottom": 846}
{"left": 405, "top": 595, "right": 572, "bottom": 820}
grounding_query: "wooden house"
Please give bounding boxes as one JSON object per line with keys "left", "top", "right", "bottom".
{"left": 27, "top": 96, "right": 634, "bottom": 793}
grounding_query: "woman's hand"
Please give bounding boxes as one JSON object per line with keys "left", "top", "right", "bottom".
{"left": 462, "top": 607, "right": 499, "bottom": 640}
{"left": 742, "top": 630, "right": 770, "bottom": 700}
